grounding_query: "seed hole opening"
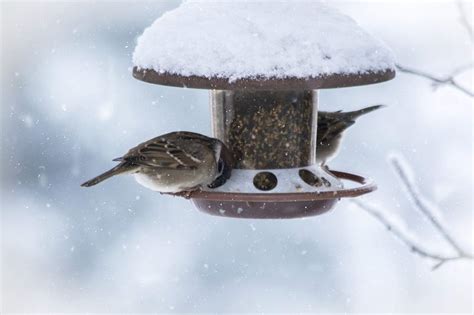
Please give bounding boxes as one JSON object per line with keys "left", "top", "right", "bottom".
{"left": 299, "top": 169, "right": 322, "bottom": 187}
{"left": 253, "top": 172, "right": 278, "bottom": 191}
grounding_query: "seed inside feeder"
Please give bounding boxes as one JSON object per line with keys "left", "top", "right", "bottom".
{"left": 211, "top": 90, "right": 315, "bottom": 169}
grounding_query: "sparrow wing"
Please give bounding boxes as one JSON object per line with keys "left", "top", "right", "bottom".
{"left": 120, "top": 135, "right": 204, "bottom": 170}
{"left": 317, "top": 112, "right": 354, "bottom": 144}
{"left": 317, "top": 105, "right": 384, "bottom": 143}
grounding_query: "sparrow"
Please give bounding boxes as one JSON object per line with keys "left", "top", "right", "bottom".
{"left": 316, "top": 105, "right": 385, "bottom": 165}
{"left": 81, "top": 131, "right": 234, "bottom": 194}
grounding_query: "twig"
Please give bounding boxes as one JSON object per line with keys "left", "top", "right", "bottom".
{"left": 431, "top": 63, "right": 474, "bottom": 90}
{"left": 388, "top": 154, "right": 472, "bottom": 260}
{"left": 457, "top": 0, "right": 473, "bottom": 42}
{"left": 351, "top": 200, "right": 468, "bottom": 270}
{"left": 396, "top": 64, "right": 474, "bottom": 97}
{"left": 395, "top": 2, "right": 473, "bottom": 98}
{"left": 450, "top": 62, "right": 473, "bottom": 77}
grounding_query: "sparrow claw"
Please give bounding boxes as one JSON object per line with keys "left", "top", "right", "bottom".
{"left": 181, "top": 190, "right": 193, "bottom": 199}
{"left": 322, "top": 164, "right": 336, "bottom": 175}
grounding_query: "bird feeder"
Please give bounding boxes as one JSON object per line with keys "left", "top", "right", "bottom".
{"left": 132, "top": 2, "right": 396, "bottom": 218}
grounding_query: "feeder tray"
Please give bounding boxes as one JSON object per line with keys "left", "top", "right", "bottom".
{"left": 190, "top": 170, "right": 375, "bottom": 219}
{"left": 131, "top": 2, "right": 396, "bottom": 218}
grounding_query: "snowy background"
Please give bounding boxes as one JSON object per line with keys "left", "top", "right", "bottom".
{"left": 1, "top": 0, "right": 472, "bottom": 313}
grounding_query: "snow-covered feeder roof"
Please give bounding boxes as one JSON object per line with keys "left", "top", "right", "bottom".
{"left": 132, "top": 1, "right": 396, "bottom": 90}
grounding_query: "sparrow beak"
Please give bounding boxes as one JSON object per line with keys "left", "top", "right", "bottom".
{"left": 208, "top": 141, "right": 234, "bottom": 189}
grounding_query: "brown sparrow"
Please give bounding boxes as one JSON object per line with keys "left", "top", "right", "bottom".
{"left": 317, "top": 105, "right": 385, "bottom": 164}
{"left": 81, "top": 131, "right": 233, "bottom": 193}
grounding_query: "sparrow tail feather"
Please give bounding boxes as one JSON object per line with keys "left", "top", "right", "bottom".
{"left": 343, "top": 104, "right": 386, "bottom": 121}
{"left": 81, "top": 163, "right": 131, "bottom": 187}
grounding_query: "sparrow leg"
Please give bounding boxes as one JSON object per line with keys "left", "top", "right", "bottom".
{"left": 321, "top": 163, "right": 330, "bottom": 173}
{"left": 321, "top": 164, "right": 338, "bottom": 179}
{"left": 164, "top": 186, "right": 201, "bottom": 199}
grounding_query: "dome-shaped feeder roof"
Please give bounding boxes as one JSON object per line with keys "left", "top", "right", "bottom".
{"left": 132, "top": 1, "right": 395, "bottom": 90}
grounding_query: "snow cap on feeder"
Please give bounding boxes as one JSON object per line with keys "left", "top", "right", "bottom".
{"left": 132, "top": 1, "right": 396, "bottom": 219}
{"left": 133, "top": 1, "right": 395, "bottom": 89}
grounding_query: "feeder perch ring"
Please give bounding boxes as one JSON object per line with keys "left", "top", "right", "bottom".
{"left": 188, "top": 170, "right": 376, "bottom": 219}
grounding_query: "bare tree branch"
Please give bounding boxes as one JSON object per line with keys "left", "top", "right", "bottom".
{"left": 457, "top": 0, "right": 473, "bottom": 42}
{"left": 351, "top": 153, "right": 472, "bottom": 270}
{"left": 396, "top": 64, "right": 474, "bottom": 97}
{"left": 388, "top": 154, "right": 473, "bottom": 260}
{"left": 450, "top": 62, "right": 474, "bottom": 77}
{"left": 431, "top": 63, "right": 473, "bottom": 91}
{"left": 395, "top": 2, "right": 473, "bottom": 98}
{"left": 351, "top": 200, "right": 468, "bottom": 270}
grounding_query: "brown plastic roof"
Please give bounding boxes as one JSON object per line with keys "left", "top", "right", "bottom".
{"left": 133, "top": 67, "right": 395, "bottom": 90}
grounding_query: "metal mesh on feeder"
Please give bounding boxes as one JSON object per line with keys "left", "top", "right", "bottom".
{"left": 132, "top": 1, "right": 396, "bottom": 218}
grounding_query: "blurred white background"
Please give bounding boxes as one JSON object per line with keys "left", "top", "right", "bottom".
{"left": 1, "top": 0, "right": 472, "bottom": 313}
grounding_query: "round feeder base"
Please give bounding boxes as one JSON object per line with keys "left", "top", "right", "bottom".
{"left": 192, "top": 198, "right": 337, "bottom": 219}
{"left": 189, "top": 170, "right": 376, "bottom": 219}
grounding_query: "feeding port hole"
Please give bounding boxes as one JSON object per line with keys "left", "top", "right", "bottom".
{"left": 253, "top": 172, "right": 278, "bottom": 191}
